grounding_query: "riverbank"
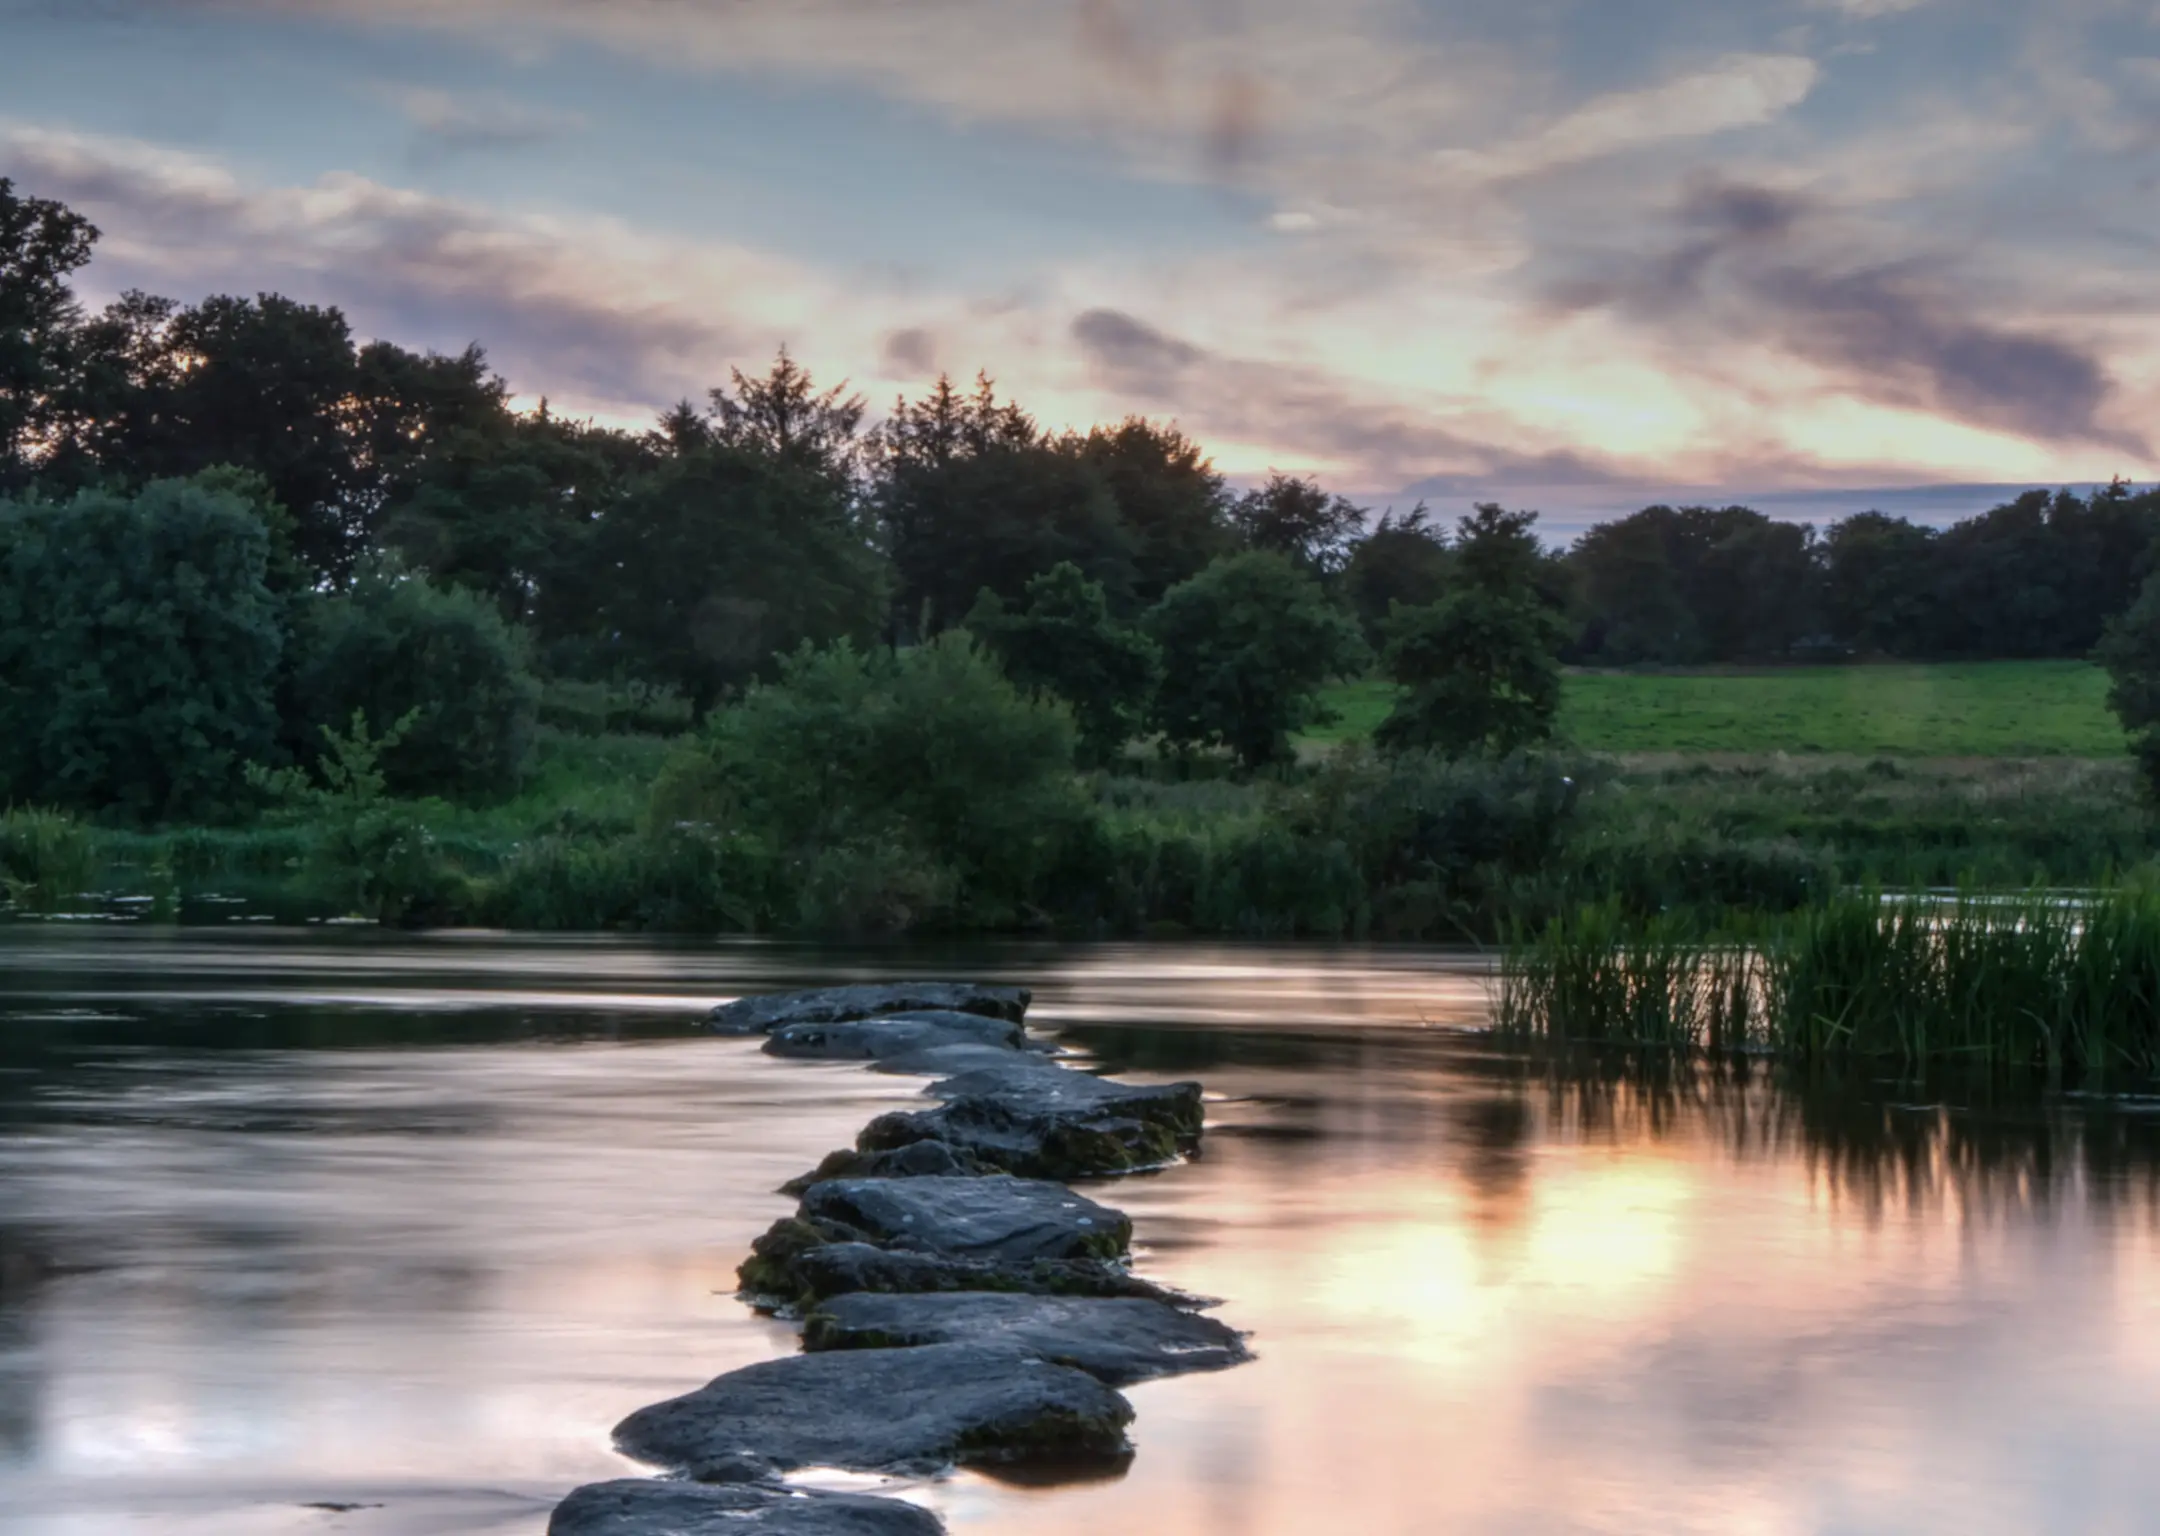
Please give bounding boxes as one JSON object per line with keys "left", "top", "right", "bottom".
{"left": 9, "top": 744, "right": 2152, "bottom": 940}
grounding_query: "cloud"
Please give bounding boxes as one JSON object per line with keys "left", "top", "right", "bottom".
{"left": 383, "top": 86, "right": 582, "bottom": 161}
{"left": 1547, "top": 178, "right": 2147, "bottom": 455}
{"left": 1444, "top": 55, "right": 1820, "bottom": 184}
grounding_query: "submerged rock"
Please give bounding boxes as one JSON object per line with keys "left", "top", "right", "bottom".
{"left": 709, "top": 984, "right": 1030, "bottom": 1036}
{"left": 804, "top": 1292, "right": 1251, "bottom": 1386}
{"left": 764, "top": 1012, "right": 1027, "bottom": 1061}
{"left": 799, "top": 1175, "right": 1131, "bottom": 1263}
{"left": 549, "top": 1479, "right": 941, "bottom": 1536}
{"left": 868, "top": 1043, "right": 1071, "bottom": 1078}
{"left": 613, "top": 1343, "right": 1132, "bottom": 1479}
{"left": 744, "top": 1236, "right": 1197, "bottom": 1309}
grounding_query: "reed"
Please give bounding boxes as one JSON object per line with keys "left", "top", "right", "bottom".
{"left": 0, "top": 806, "right": 98, "bottom": 911}
{"left": 1499, "top": 886, "right": 2160, "bottom": 1078}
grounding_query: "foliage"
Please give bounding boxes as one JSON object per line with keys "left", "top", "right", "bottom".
{"left": 1147, "top": 551, "right": 1367, "bottom": 769}
{"left": 1376, "top": 506, "right": 1569, "bottom": 757}
{"left": 2097, "top": 568, "right": 2160, "bottom": 797}
{"left": 291, "top": 564, "right": 540, "bottom": 802}
{"left": 593, "top": 439, "right": 885, "bottom": 715}
{"left": 248, "top": 707, "right": 460, "bottom": 924}
{"left": 1069, "top": 418, "right": 1230, "bottom": 605}
{"left": 968, "top": 562, "right": 1160, "bottom": 767}
{"left": 872, "top": 375, "right": 1131, "bottom": 634}
{"left": 1229, "top": 472, "right": 1363, "bottom": 577}
{"left": 1568, "top": 503, "right": 1817, "bottom": 664}
{"left": 0, "top": 478, "right": 284, "bottom": 821}
{"left": 0, "top": 177, "right": 96, "bottom": 489}
{"left": 650, "top": 635, "right": 1082, "bottom": 928}
{"left": 1342, "top": 505, "right": 1451, "bottom": 644}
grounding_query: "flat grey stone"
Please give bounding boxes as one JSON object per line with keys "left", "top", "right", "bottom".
{"left": 926, "top": 1065, "right": 1204, "bottom": 1134}
{"left": 764, "top": 1013, "right": 1026, "bottom": 1061}
{"left": 805, "top": 1292, "right": 1251, "bottom": 1386}
{"left": 549, "top": 1479, "right": 942, "bottom": 1536}
{"left": 613, "top": 1343, "right": 1132, "bottom": 1478}
{"left": 799, "top": 1176, "right": 1130, "bottom": 1262}
{"left": 767, "top": 1241, "right": 1201, "bottom": 1308}
{"left": 782, "top": 1140, "right": 998, "bottom": 1195}
{"left": 709, "top": 983, "right": 1029, "bottom": 1036}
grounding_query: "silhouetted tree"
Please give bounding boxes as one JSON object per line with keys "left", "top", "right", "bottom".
{"left": 968, "top": 562, "right": 1160, "bottom": 767}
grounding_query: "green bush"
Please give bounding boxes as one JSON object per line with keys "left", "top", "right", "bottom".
{"left": 0, "top": 480, "right": 284, "bottom": 820}
{"left": 291, "top": 564, "right": 540, "bottom": 802}
{"left": 652, "top": 634, "right": 1083, "bottom": 928}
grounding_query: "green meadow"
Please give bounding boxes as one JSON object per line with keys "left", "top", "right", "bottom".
{"left": 1315, "top": 660, "right": 2126, "bottom": 758}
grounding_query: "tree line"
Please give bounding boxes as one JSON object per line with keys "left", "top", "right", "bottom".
{"left": 5, "top": 174, "right": 2158, "bottom": 825}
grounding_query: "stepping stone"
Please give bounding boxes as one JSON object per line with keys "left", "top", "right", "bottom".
{"left": 804, "top": 1292, "right": 1251, "bottom": 1386}
{"left": 764, "top": 1012, "right": 1027, "bottom": 1061}
{"left": 799, "top": 1175, "right": 1130, "bottom": 1262}
{"left": 751, "top": 1240, "right": 1201, "bottom": 1309}
{"left": 926, "top": 1064, "right": 1204, "bottom": 1134}
{"left": 549, "top": 1479, "right": 942, "bottom": 1535}
{"left": 709, "top": 983, "right": 1029, "bottom": 1036}
{"left": 613, "top": 1343, "right": 1131, "bottom": 1478}
{"left": 869, "top": 1043, "right": 1071, "bottom": 1078}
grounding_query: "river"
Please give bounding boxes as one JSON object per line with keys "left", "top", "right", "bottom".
{"left": 2, "top": 926, "right": 2158, "bottom": 1534}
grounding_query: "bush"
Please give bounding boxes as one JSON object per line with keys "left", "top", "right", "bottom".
{"left": 651, "top": 634, "right": 1083, "bottom": 928}
{"left": 0, "top": 480, "right": 284, "bottom": 820}
{"left": 967, "top": 562, "right": 1159, "bottom": 767}
{"left": 291, "top": 564, "right": 540, "bottom": 802}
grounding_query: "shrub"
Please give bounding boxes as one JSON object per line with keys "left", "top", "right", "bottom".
{"left": 0, "top": 480, "right": 284, "bottom": 820}
{"left": 0, "top": 806, "right": 97, "bottom": 910}
{"left": 968, "top": 562, "right": 1159, "bottom": 767}
{"left": 291, "top": 563, "right": 540, "bottom": 802}
{"left": 651, "top": 634, "right": 1083, "bottom": 928}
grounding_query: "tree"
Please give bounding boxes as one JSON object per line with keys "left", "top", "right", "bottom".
{"left": 1375, "top": 507, "right": 1569, "bottom": 757}
{"left": 290, "top": 562, "right": 540, "bottom": 802}
{"left": 1069, "top": 418, "right": 1230, "bottom": 606}
{"left": 2097, "top": 569, "right": 2160, "bottom": 795}
{"left": 968, "top": 562, "right": 1160, "bottom": 767}
{"left": 594, "top": 442, "right": 885, "bottom": 716}
{"left": 871, "top": 374, "right": 1132, "bottom": 634}
{"left": 0, "top": 179, "right": 97, "bottom": 489}
{"left": 1146, "top": 551, "right": 1367, "bottom": 770}
{"left": 709, "top": 348, "right": 866, "bottom": 488}
{"left": 1820, "top": 511, "right": 1938, "bottom": 655}
{"left": 1342, "top": 505, "right": 1452, "bottom": 645}
{"left": 0, "top": 478, "right": 284, "bottom": 819}
{"left": 1231, "top": 472, "right": 1363, "bottom": 577}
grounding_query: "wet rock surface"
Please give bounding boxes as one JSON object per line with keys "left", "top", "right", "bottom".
{"left": 804, "top": 1292, "right": 1251, "bottom": 1386}
{"left": 709, "top": 983, "right": 1030, "bottom": 1036}
{"left": 763, "top": 1013, "right": 1028, "bottom": 1061}
{"left": 858, "top": 1096, "right": 1183, "bottom": 1180}
{"left": 797, "top": 1176, "right": 1131, "bottom": 1263}
{"left": 549, "top": 1480, "right": 944, "bottom": 1536}
{"left": 613, "top": 1342, "right": 1133, "bottom": 1478}
{"left": 759, "top": 1240, "right": 1200, "bottom": 1308}
{"left": 867, "top": 1042, "right": 1070, "bottom": 1078}
{"left": 925, "top": 1065, "right": 1204, "bottom": 1132}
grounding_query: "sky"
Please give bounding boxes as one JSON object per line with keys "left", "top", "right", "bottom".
{"left": 2, "top": 0, "right": 2156, "bottom": 529}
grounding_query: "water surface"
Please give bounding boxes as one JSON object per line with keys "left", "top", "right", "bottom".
{"left": 2, "top": 928, "right": 2156, "bottom": 1534}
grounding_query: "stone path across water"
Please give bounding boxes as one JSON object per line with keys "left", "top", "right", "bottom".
{"left": 546, "top": 981, "right": 1249, "bottom": 1535}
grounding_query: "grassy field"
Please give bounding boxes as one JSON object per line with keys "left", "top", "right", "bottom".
{"left": 1314, "top": 661, "right": 2127, "bottom": 758}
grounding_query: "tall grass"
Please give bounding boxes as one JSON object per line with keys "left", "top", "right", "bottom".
{"left": 1500, "top": 887, "right": 2160, "bottom": 1079}
{"left": 0, "top": 806, "right": 98, "bottom": 911}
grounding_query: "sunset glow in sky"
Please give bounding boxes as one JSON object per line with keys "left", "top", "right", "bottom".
{"left": 4, "top": 0, "right": 2154, "bottom": 516}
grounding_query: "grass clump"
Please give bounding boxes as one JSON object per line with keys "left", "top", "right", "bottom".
{"left": 0, "top": 806, "right": 98, "bottom": 911}
{"left": 1500, "top": 887, "right": 2160, "bottom": 1080}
